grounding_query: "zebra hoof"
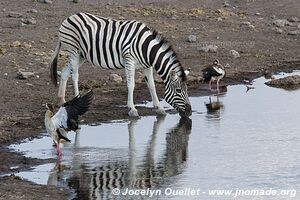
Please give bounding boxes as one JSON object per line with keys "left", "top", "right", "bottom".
{"left": 128, "top": 109, "right": 139, "bottom": 118}
{"left": 156, "top": 108, "right": 166, "bottom": 116}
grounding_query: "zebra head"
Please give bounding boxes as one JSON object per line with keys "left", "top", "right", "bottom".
{"left": 165, "top": 70, "right": 192, "bottom": 117}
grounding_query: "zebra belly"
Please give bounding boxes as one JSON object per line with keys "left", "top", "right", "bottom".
{"left": 84, "top": 51, "right": 125, "bottom": 70}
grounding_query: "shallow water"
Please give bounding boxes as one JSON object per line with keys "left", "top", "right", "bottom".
{"left": 9, "top": 71, "right": 300, "bottom": 199}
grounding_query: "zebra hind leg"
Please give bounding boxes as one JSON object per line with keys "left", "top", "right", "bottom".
{"left": 57, "top": 54, "right": 81, "bottom": 105}
{"left": 143, "top": 67, "right": 166, "bottom": 116}
{"left": 71, "top": 54, "right": 81, "bottom": 97}
{"left": 125, "top": 64, "right": 139, "bottom": 117}
{"left": 58, "top": 62, "right": 71, "bottom": 105}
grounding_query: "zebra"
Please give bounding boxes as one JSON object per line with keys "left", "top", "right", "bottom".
{"left": 49, "top": 13, "right": 192, "bottom": 117}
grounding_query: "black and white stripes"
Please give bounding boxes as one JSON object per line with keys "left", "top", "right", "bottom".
{"left": 50, "top": 13, "right": 191, "bottom": 117}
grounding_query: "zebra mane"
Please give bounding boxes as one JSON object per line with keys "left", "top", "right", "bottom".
{"left": 150, "top": 29, "right": 187, "bottom": 82}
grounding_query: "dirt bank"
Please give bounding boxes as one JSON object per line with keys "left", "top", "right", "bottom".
{"left": 0, "top": 0, "right": 299, "bottom": 199}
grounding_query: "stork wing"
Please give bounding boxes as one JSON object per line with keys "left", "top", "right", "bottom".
{"left": 202, "top": 66, "right": 223, "bottom": 77}
{"left": 212, "top": 66, "right": 224, "bottom": 75}
{"left": 63, "top": 90, "right": 94, "bottom": 131}
{"left": 64, "top": 90, "right": 94, "bottom": 116}
{"left": 51, "top": 106, "right": 68, "bottom": 130}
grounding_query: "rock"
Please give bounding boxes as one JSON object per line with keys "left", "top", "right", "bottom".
{"left": 0, "top": 47, "right": 6, "bottom": 55}
{"left": 217, "top": 17, "right": 223, "bottom": 21}
{"left": 7, "top": 12, "right": 23, "bottom": 18}
{"left": 10, "top": 41, "right": 21, "bottom": 47}
{"left": 4, "top": 73, "right": 8, "bottom": 76}
{"left": 288, "top": 16, "right": 299, "bottom": 23}
{"left": 248, "top": 24, "right": 256, "bottom": 31}
{"left": 241, "top": 21, "right": 256, "bottom": 31}
{"left": 273, "top": 19, "right": 292, "bottom": 27}
{"left": 38, "top": 0, "right": 53, "bottom": 4}
{"left": 198, "top": 45, "right": 218, "bottom": 53}
{"left": 25, "top": 83, "right": 34, "bottom": 87}
{"left": 273, "top": 27, "right": 283, "bottom": 34}
{"left": 241, "top": 21, "right": 251, "bottom": 26}
{"left": 223, "top": 2, "right": 230, "bottom": 7}
{"left": 225, "top": 63, "right": 232, "bottom": 68}
{"left": 21, "top": 18, "right": 37, "bottom": 25}
{"left": 109, "top": 73, "right": 122, "bottom": 83}
{"left": 187, "top": 35, "right": 197, "bottom": 43}
{"left": 72, "top": 0, "right": 80, "bottom": 3}
{"left": 255, "top": 12, "right": 261, "bottom": 16}
{"left": 230, "top": 49, "right": 240, "bottom": 58}
{"left": 27, "top": 9, "right": 38, "bottom": 13}
{"left": 265, "top": 75, "right": 300, "bottom": 90}
{"left": 215, "top": 9, "right": 235, "bottom": 18}
{"left": 287, "top": 30, "right": 300, "bottom": 36}
{"left": 17, "top": 71, "right": 35, "bottom": 79}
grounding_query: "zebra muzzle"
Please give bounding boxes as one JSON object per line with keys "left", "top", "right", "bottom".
{"left": 179, "top": 104, "right": 192, "bottom": 118}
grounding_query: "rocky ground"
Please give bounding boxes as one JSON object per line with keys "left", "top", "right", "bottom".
{"left": 0, "top": 0, "right": 299, "bottom": 199}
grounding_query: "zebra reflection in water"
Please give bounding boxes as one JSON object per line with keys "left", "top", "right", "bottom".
{"left": 63, "top": 117, "right": 192, "bottom": 200}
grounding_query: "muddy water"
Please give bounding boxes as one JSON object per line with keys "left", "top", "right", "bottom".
{"left": 9, "top": 71, "right": 300, "bottom": 199}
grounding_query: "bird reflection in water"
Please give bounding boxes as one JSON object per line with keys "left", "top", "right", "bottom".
{"left": 205, "top": 96, "right": 224, "bottom": 120}
{"left": 47, "top": 116, "right": 192, "bottom": 200}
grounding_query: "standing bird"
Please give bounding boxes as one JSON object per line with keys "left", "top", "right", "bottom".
{"left": 202, "top": 60, "right": 225, "bottom": 93}
{"left": 44, "top": 90, "right": 94, "bottom": 156}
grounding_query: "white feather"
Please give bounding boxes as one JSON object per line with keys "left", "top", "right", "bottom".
{"left": 51, "top": 107, "right": 68, "bottom": 130}
{"left": 212, "top": 66, "right": 225, "bottom": 75}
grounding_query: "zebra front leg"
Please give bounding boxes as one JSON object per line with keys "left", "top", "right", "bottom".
{"left": 125, "top": 65, "right": 139, "bottom": 117}
{"left": 143, "top": 68, "right": 166, "bottom": 116}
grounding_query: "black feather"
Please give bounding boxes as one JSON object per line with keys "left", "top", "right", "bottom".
{"left": 63, "top": 90, "right": 94, "bottom": 131}
{"left": 202, "top": 66, "right": 223, "bottom": 82}
{"left": 57, "top": 129, "right": 71, "bottom": 142}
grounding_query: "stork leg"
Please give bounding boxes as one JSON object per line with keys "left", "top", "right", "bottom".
{"left": 216, "top": 79, "right": 220, "bottom": 94}
{"left": 56, "top": 142, "right": 62, "bottom": 157}
{"left": 208, "top": 80, "right": 212, "bottom": 91}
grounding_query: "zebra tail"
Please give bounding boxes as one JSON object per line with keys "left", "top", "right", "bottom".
{"left": 50, "top": 42, "right": 61, "bottom": 87}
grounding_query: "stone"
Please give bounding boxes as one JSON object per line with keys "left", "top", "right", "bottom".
{"left": 187, "top": 35, "right": 197, "bottom": 43}
{"left": 273, "top": 27, "right": 283, "bottom": 34}
{"left": 223, "top": 2, "right": 230, "bottom": 7}
{"left": 288, "top": 16, "right": 299, "bottom": 23}
{"left": 241, "top": 21, "right": 256, "bottom": 31}
{"left": 241, "top": 21, "right": 251, "bottom": 26}
{"left": 287, "top": 30, "right": 300, "bottom": 36}
{"left": 25, "top": 83, "right": 34, "bottom": 87}
{"left": 21, "top": 18, "right": 37, "bottom": 25}
{"left": 273, "top": 19, "right": 292, "bottom": 27}
{"left": 10, "top": 41, "right": 21, "bottom": 47}
{"left": 265, "top": 75, "right": 300, "bottom": 90}
{"left": 27, "top": 9, "right": 38, "bottom": 13}
{"left": 0, "top": 47, "right": 6, "bottom": 55}
{"left": 72, "top": 0, "right": 80, "bottom": 3}
{"left": 198, "top": 45, "right": 218, "bottom": 53}
{"left": 7, "top": 12, "right": 23, "bottom": 18}
{"left": 230, "top": 49, "right": 240, "bottom": 58}
{"left": 109, "top": 73, "right": 123, "bottom": 83}
{"left": 38, "top": 0, "right": 53, "bottom": 4}
{"left": 248, "top": 24, "right": 256, "bottom": 31}
{"left": 17, "top": 71, "right": 35, "bottom": 79}
{"left": 217, "top": 17, "right": 223, "bottom": 21}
